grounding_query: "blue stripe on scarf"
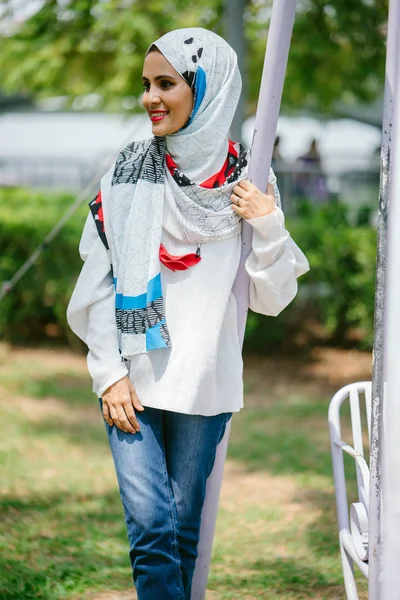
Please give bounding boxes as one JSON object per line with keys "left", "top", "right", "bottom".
{"left": 188, "top": 66, "right": 206, "bottom": 126}
{"left": 146, "top": 319, "right": 169, "bottom": 350}
{"left": 115, "top": 273, "right": 163, "bottom": 309}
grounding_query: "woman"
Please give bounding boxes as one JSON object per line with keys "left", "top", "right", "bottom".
{"left": 67, "top": 27, "right": 308, "bottom": 600}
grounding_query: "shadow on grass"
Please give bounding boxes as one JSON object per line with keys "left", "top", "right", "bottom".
{"left": 0, "top": 491, "right": 132, "bottom": 600}
{"left": 209, "top": 557, "right": 343, "bottom": 599}
{"left": 302, "top": 488, "right": 340, "bottom": 557}
{"left": 31, "top": 415, "right": 108, "bottom": 449}
{"left": 302, "top": 472, "right": 360, "bottom": 556}
{"left": 228, "top": 396, "right": 333, "bottom": 478}
{"left": 6, "top": 372, "right": 94, "bottom": 407}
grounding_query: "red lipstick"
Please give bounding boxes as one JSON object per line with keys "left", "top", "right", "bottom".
{"left": 149, "top": 111, "right": 169, "bottom": 122}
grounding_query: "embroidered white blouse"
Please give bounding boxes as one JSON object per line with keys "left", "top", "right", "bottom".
{"left": 67, "top": 178, "right": 309, "bottom": 416}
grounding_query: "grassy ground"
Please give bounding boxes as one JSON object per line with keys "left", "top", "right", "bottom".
{"left": 0, "top": 344, "right": 371, "bottom": 600}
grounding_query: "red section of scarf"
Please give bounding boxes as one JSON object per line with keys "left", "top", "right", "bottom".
{"left": 94, "top": 191, "right": 104, "bottom": 230}
{"left": 159, "top": 244, "right": 201, "bottom": 272}
{"left": 200, "top": 139, "right": 238, "bottom": 188}
{"left": 160, "top": 140, "right": 239, "bottom": 271}
{"left": 165, "top": 139, "right": 238, "bottom": 189}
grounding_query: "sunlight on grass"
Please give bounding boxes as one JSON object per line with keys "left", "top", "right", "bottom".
{"left": 0, "top": 345, "right": 368, "bottom": 599}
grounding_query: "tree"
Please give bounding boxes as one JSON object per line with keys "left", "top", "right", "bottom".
{"left": 0, "top": 0, "right": 388, "bottom": 114}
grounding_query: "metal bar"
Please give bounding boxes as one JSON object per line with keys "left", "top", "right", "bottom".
{"left": 369, "top": 2, "right": 400, "bottom": 597}
{"left": 191, "top": 2, "right": 297, "bottom": 598}
{"left": 233, "top": 0, "right": 296, "bottom": 340}
{"left": 225, "top": 0, "right": 246, "bottom": 143}
{"left": 382, "top": 1, "right": 400, "bottom": 596}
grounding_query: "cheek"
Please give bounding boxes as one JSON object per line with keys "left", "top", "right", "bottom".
{"left": 141, "top": 92, "right": 150, "bottom": 110}
{"left": 184, "top": 92, "right": 194, "bottom": 116}
{"left": 169, "top": 87, "right": 193, "bottom": 118}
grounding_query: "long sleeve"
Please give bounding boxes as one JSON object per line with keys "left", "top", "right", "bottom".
{"left": 245, "top": 172, "right": 309, "bottom": 317}
{"left": 66, "top": 213, "right": 128, "bottom": 397}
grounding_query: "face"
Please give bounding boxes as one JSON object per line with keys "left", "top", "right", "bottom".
{"left": 142, "top": 50, "right": 194, "bottom": 136}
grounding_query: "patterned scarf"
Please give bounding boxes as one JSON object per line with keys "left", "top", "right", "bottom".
{"left": 91, "top": 28, "right": 248, "bottom": 358}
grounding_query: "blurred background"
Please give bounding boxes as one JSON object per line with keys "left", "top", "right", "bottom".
{"left": 0, "top": 2, "right": 387, "bottom": 599}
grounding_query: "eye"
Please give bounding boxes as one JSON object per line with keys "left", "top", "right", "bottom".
{"left": 160, "top": 80, "right": 173, "bottom": 89}
{"left": 142, "top": 82, "right": 150, "bottom": 92}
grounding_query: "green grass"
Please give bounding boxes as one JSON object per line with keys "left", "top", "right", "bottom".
{"left": 0, "top": 345, "right": 368, "bottom": 599}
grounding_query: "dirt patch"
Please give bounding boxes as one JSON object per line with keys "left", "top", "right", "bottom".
{"left": 1, "top": 390, "right": 99, "bottom": 424}
{"left": 0, "top": 342, "right": 87, "bottom": 370}
{"left": 84, "top": 593, "right": 136, "bottom": 600}
{"left": 221, "top": 461, "right": 297, "bottom": 512}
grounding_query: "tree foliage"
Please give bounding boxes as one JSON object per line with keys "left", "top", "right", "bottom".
{"left": 0, "top": 0, "right": 388, "bottom": 113}
{"left": 284, "top": 0, "right": 388, "bottom": 110}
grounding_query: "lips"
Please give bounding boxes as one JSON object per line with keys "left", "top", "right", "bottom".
{"left": 149, "top": 111, "right": 169, "bottom": 122}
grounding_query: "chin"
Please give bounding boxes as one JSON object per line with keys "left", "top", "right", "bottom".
{"left": 152, "top": 124, "right": 175, "bottom": 137}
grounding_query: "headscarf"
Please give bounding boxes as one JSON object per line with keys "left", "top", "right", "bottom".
{"left": 93, "top": 28, "right": 249, "bottom": 358}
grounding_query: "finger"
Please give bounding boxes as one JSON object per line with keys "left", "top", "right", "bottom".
{"left": 116, "top": 405, "right": 136, "bottom": 433}
{"left": 102, "top": 401, "right": 114, "bottom": 427}
{"left": 238, "top": 179, "right": 252, "bottom": 191}
{"left": 109, "top": 404, "right": 124, "bottom": 432}
{"left": 124, "top": 403, "right": 141, "bottom": 432}
{"left": 230, "top": 193, "right": 242, "bottom": 206}
{"left": 233, "top": 184, "right": 247, "bottom": 198}
{"left": 128, "top": 383, "right": 145, "bottom": 412}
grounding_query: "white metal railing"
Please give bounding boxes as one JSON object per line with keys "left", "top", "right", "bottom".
{"left": 328, "top": 381, "right": 372, "bottom": 600}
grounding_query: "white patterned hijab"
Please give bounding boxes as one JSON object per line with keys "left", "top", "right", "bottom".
{"left": 154, "top": 27, "right": 242, "bottom": 181}
{"left": 93, "top": 28, "right": 248, "bottom": 357}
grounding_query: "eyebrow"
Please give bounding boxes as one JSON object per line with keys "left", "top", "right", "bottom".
{"left": 142, "top": 74, "right": 177, "bottom": 82}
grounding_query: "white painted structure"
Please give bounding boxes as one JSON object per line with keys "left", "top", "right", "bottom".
{"left": 328, "top": 2, "right": 400, "bottom": 599}
{"left": 381, "top": 0, "right": 400, "bottom": 596}
{"left": 329, "top": 382, "right": 372, "bottom": 600}
{"left": 192, "top": 1, "right": 297, "bottom": 597}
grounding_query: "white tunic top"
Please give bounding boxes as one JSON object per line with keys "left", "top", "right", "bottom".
{"left": 67, "top": 186, "right": 309, "bottom": 416}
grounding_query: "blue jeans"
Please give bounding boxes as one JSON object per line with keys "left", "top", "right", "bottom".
{"left": 100, "top": 402, "right": 231, "bottom": 600}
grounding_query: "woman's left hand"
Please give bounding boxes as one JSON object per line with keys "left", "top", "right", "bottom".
{"left": 230, "top": 180, "right": 276, "bottom": 220}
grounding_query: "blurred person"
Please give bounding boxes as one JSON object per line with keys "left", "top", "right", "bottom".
{"left": 67, "top": 27, "right": 309, "bottom": 600}
{"left": 272, "top": 135, "right": 282, "bottom": 163}
{"left": 299, "top": 137, "right": 321, "bottom": 165}
{"left": 295, "top": 137, "right": 328, "bottom": 202}
{"left": 271, "top": 135, "right": 288, "bottom": 210}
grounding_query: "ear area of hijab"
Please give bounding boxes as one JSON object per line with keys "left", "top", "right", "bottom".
{"left": 186, "top": 67, "right": 207, "bottom": 127}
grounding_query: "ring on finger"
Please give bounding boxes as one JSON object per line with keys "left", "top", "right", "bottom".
{"left": 232, "top": 195, "right": 240, "bottom": 207}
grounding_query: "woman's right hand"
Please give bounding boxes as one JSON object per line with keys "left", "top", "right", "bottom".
{"left": 102, "top": 376, "right": 144, "bottom": 434}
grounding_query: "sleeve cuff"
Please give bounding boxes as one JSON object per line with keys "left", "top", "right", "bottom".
{"left": 247, "top": 208, "right": 286, "bottom": 241}
{"left": 96, "top": 362, "right": 129, "bottom": 398}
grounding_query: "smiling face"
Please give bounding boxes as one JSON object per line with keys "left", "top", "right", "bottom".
{"left": 142, "top": 49, "right": 194, "bottom": 136}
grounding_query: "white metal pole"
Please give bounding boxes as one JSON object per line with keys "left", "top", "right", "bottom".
{"left": 191, "top": 2, "right": 297, "bottom": 598}
{"left": 369, "top": 1, "right": 400, "bottom": 598}
{"left": 225, "top": 0, "right": 246, "bottom": 143}
{"left": 381, "top": 1, "right": 400, "bottom": 596}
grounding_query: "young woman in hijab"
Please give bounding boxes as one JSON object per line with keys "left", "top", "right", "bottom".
{"left": 67, "top": 27, "right": 309, "bottom": 600}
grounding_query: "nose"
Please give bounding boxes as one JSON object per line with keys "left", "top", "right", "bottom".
{"left": 145, "top": 86, "right": 161, "bottom": 108}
